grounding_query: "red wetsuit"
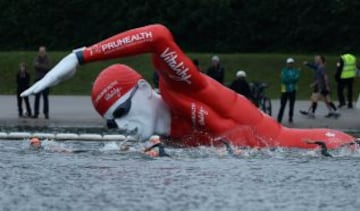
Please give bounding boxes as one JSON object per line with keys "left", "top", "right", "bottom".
{"left": 76, "top": 24, "right": 354, "bottom": 149}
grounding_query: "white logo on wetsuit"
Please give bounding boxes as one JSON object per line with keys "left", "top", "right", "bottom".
{"left": 325, "top": 132, "right": 336, "bottom": 137}
{"left": 160, "top": 47, "right": 192, "bottom": 84}
{"left": 95, "top": 81, "right": 120, "bottom": 104}
{"left": 101, "top": 31, "right": 153, "bottom": 52}
{"left": 198, "top": 106, "right": 208, "bottom": 127}
{"left": 104, "top": 87, "right": 121, "bottom": 101}
{"left": 191, "top": 103, "right": 196, "bottom": 127}
{"left": 191, "top": 103, "right": 208, "bottom": 128}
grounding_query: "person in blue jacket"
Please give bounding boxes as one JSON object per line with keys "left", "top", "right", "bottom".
{"left": 277, "top": 58, "right": 300, "bottom": 123}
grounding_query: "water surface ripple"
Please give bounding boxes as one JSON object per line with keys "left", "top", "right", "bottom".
{"left": 1, "top": 140, "right": 360, "bottom": 211}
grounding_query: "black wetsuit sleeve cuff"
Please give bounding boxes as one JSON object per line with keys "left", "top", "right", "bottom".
{"left": 75, "top": 50, "right": 85, "bottom": 65}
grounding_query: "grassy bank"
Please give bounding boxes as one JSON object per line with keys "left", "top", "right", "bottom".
{"left": 1, "top": 51, "right": 359, "bottom": 100}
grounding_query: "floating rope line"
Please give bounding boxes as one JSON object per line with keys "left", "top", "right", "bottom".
{"left": 0, "top": 131, "right": 136, "bottom": 141}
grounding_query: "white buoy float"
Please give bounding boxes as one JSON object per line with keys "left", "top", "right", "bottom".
{"left": 78, "top": 133, "right": 103, "bottom": 140}
{"left": 32, "top": 132, "right": 56, "bottom": 139}
{"left": 7, "top": 132, "right": 31, "bottom": 139}
{"left": 0, "top": 132, "right": 8, "bottom": 139}
{"left": 102, "top": 134, "right": 126, "bottom": 141}
{"left": 55, "top": 133, "right": 80, "bottom": 140}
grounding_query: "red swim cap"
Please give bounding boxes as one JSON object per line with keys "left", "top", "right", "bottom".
{"left": 91, "top": 64, "right": 143, "bottom": 117}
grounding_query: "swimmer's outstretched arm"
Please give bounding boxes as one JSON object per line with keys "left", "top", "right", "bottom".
{"left": 305, "top": 139, "right": 333, "bottom": 157}
{"left": 21, "top": 51, "right": 80, "bottom": 96}
{"left": 21, "top": 24, "right": 204, "bottom": 97}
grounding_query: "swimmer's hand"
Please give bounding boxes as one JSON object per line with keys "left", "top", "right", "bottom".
{"left": 21, "top": 52, "right": 80, "bottom": 97}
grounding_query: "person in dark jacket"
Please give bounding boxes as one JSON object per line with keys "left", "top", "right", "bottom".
{"left": 230, "top": 70, "right": 252, "bottom": 100}
{"left": 277, "top": 58, "right": 300, "bottom": 123}
{"left": 206, "top": 55, "right": 225, "bottom": 84}
{"left": 33, "top": 46, "right": 51, "bottom": 119}
{"left": 16, "top": 62, "right": 32, "bottom": 117}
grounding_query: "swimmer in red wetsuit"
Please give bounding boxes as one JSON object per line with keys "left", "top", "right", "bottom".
{"left": 21, "top": 24, "right": 355, "bottom": 149}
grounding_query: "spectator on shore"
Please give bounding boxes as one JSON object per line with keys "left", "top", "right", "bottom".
{"left": 32, "top": 46, "right": 51, "bottom": 119}
{"left": 230, "top": 70, "right": 252, "bottom": 100}
{"left": 16, "top": 62, "right": 32, "bottom": 117}
{"left": 335, "top": 53, "right": 357, "bottom": 108}
{"left": 206, "top": 55, "right": 225, "bottom": 84}
{"left": 277, "top": 58, "right": 300, "bottom": 123}
{"left": 300, "top": 55, "right": 339, "bottom": 118}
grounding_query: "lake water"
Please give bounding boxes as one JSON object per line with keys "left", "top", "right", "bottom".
{"left": 1, "top": 136, "right": 360, "bottom": 211}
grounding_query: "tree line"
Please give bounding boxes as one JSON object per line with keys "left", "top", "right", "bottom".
{"left": 1, "top": 0, "right": 359, "bottom": 53}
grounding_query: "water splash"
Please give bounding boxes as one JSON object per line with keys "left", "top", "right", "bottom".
{"left": 13, "top": 134, "right": 360, "bottom": 160}
{"left": 100, "top": 142, "right": 120, "bottom": 151}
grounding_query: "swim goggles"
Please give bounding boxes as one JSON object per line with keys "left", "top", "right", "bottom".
{"left": 106, "top": 85, "right": 138, "bottom": 129}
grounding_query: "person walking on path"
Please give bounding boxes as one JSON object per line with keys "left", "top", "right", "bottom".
{"left": 33, "top": 46, "right": 51, "bottom": 119}
{"left": 277, "top": 58, "right": 300, "bottom": 123}
{"left": 335, "top": 53, "right": 357, "bottom": 108}
{"left": 16, "top": 62, "right": 32, "bottom": 117}
{"left": 300, "top": 55, "right": 339, "bottom": 118}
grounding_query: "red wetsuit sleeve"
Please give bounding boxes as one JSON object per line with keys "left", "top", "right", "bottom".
{"left": 79, "top": 24, "right": 206, "bottom": 91}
